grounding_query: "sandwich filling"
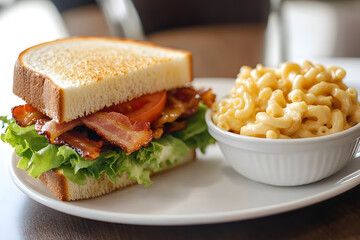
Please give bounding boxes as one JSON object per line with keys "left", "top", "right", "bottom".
{"left": 2, "top": 86, "right": 216, "bottom": 186}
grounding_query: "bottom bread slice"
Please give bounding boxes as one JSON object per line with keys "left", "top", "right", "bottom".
{"left": 38, "top": 149, "right": 196, "bottom": 201}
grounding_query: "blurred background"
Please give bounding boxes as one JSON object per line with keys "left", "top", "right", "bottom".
{"left": 0, "top": 0, "right": 359, "bottom": 85}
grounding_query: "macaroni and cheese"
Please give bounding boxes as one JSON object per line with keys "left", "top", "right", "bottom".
{"left": 212, "top": 60, "right": 360, "bottom": 139}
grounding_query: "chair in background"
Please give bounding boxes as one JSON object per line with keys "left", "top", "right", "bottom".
{"left": 97, "top": 0, "right": 145, "bottom": 40}
{"left": 58, "top": 0, "right": 270, "bottom": 78}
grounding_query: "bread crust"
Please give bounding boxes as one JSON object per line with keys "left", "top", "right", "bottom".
{"left": 38, "top": 149, "right": 196, "bottom": 201}
{"left": 13, "top": 58, "right": 64, "bottom": 121}
{"left": 38, "top": 169, "right": 69, "bottom": 201}
{"left": 14, "top": 37, "right": 193, "bottom": 123}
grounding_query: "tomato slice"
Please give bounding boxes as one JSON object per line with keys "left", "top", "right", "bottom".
{"left": 103, "top": 90, "right": 167, "bottom": 123}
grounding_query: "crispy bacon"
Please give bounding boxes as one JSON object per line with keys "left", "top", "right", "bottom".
{"left": 152, "top": 87, "right": 201, "bottom": 129}
{"left": 33, "top": 111, "right": 152, "bottom": 154}
{"left": 164, "top": 120, "right": 186, "bottom": 134}
{"left": 199, "top": 88, "right": 216, "bottom": 107}
{"left": 152, "top": 95, "right": 185, "bottom": 128}
{"left": 53, "top": 130, "right": 103, "bottom": 160}
{"left": 152, "top": 128, "right": 164, "bottom": 140}
{"left": 170, "top": 86, "right": 198, "bottom": 102}
{"left": 12, "top": 104, "right": 48, "bottom": 127}
{"left": 152, "top": 86, "right": 216, "bottom": 139}
{"left": 82, "top": 112, "right": 152, "bottom": 154}
{"left": 170, "top": 86, "right": 200, "bottom": 119}
{"left": 36, "top": 118, "right": 82, "bottom": 143}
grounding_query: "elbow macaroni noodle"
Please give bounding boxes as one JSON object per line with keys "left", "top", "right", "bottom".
{"left": 212, "top": 60, "right": 360, "bottom": 139}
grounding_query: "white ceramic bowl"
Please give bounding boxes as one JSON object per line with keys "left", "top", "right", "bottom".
{"left": 206, "top": 111, "right": 360, "bottom": 186}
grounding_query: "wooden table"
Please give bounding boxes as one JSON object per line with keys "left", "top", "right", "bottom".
{"left": 1, "top": 3, "right": 360, "bottom": 239}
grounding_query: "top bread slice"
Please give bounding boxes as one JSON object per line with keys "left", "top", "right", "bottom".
{"left": 13, "top": 37, "right": 192, "bottom": 123}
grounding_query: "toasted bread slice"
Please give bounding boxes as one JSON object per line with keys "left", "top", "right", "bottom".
{"left": 14, "top": 37, "right": 192, "bottom": 123}
{"left": 38, "top": 149, "right": 196, "bottom": 201}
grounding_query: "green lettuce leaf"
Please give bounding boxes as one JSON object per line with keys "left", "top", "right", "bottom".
{"left": 0, "top": 103, "right": 215, "bottom": 186}
{"left": 0, "top": 116, "right": 12, "bottom": 128}
{"left": 173, "top": 103, "right": 216, "bottom": 153}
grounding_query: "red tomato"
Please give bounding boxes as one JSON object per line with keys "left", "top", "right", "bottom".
{"left": 104, "top": 90, "right": 167, "bottom": 123}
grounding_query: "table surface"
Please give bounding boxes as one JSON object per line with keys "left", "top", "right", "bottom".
{"left": 0, "top": 2, "right": 360, "bottom": 240}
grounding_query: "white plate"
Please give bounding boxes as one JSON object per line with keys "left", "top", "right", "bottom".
{"left": 8, "top": 77, "right": 360, "bottom": 226}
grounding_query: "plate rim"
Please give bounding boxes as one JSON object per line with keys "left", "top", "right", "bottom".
{"left": 9, "top": 151, "right": 360, "bottom": 225}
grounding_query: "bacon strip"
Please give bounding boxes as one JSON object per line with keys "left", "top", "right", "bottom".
{"left": 152, "top": 87, "right": 200, "bottom": 128}
{"left": 82, "top": 112, "right": 152, "bottom": 154}
{"left": 164, "top": 120, "right": 186, "bottom": 134}
{"left": 33, "top": 111, "right": 152, "bottom": 154}
{"left": 170, "top": 86, "right": 200, "bottom": 119}
{"left": 199, "top": 88, "right": 216, "bottom": 107}
{"left": 12, "top": 104, "right": 48, "bottom": 127}
{"left": 53, "top": 130, "right": 103, "bottom": 160}
{"left": 36, "top": 118, "right": 82, "bottom": 143}
{"left": 152, "top": 95, "right": 185, "bottom": 128}
{"left": 152, "top": 87, "right": 216, "bottom": 139}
